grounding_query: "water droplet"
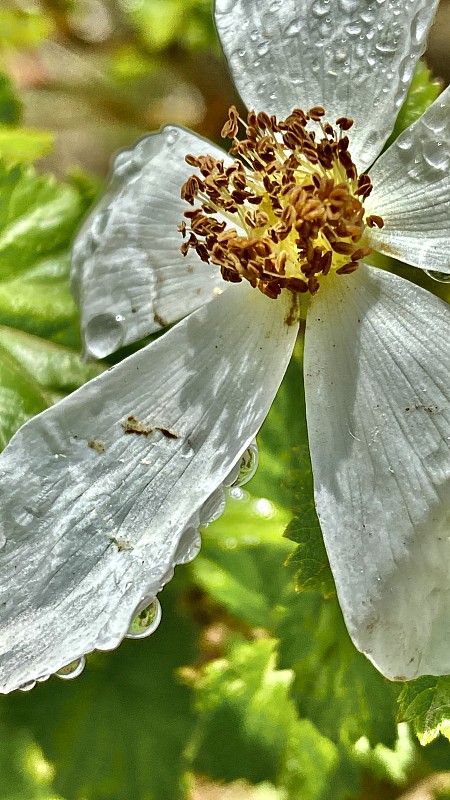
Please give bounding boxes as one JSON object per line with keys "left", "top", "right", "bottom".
{"left": 311, "top": 0, "right": 330, "bottom": 18}
{"left": 200, "top": 487, "right": 226, "bottom": 527}
{"left": 424, "top": 270, "right": 450, "bottom": 284}
{"left": 180, "top": 440, "right": 195, "bottom": 459}
{"left": 84, "top": 313, "right": 125, "bottom": 358}
{"left": 56, "top": 656, "right": 86, "bottom": 681}
{"left": 375, "top": 40, "right": 397, "bottom": 54}
{"left": 165, "top": 128, "right": 179, "bottom": 146}
{"left": 422, "top": 139, "right": 449, "bottom": 172}
{"left": 19, "top": 680, "right": 36, "bottom": 692}
{"left": 174, "top": 527, "right": 201, "bottom": 565}
{"left": 398, "top": 54, "right": 415, "bottom": 84}
{"left": 285, "top": 19, "right": 301, "bottom": 37}
{"left": 257, "top": 40, "right": 270, "bottom": 56}
{"left": 334, "top": 48, "right": 347, "bottom": 63}
{"left": 346, "top": 22, "right": 362, "bottom": 36}
{"left": 339, "top": 0, "right": 361, "bottom": 11}
{"left": 410, "top": 8, "right": 429, "bottom": 46}
{"left": 361, "top": 8, "right": 376, "bottom": 23}
{"left": 233, "top": 442, "right": 259, "bottom": 487}
{"left": 217, "top": 0, "right": 234, "bottom": 12}
{"left": 90, "top": 209, "right": 110, "bottom": 242}
{"left": 126, "top": 599, "right": 162, "bottom": 639}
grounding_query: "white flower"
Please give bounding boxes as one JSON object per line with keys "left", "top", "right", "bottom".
{"left": 0, "top": 0, "right": 449, "bottom": 694}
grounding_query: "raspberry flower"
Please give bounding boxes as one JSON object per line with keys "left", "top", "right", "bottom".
{"left": 0, "top": 0, "right": 449, "bottom": 693}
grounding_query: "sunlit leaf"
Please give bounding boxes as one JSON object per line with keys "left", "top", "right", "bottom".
{"left": 187, "top": 637, "right": 338, "bottom": 798}
{"left": 0, "top": 128, "right": 54, "bottom": 165}
{"left": 398, "top": 677, "right": 450, "bottom": 746}
{"left": 276, "top": 593, "right": 400, "bottom": 750}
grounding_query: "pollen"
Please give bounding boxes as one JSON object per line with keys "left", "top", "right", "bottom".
{"left": 180, "top": 106, "right": 383, "bottom": 300}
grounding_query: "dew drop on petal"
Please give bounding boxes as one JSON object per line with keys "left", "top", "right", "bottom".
{"left": 199, "top": 487, "right": 226, "bottom": 527}
{"left": 18, "top": 680, "right": 36, "bottom": 692}
{"left": 421, "top": 140, "right": 449, "bottom": 173}
{"left": 257, "top": 40, "right": 270, "bottom": 56}
{"left": 284, "top": 19, "right": 301, "bottom": 37}
{"left": 424, "top": 270, "right": 450, "bottom": 284}
{"left": 84, "top": 313, "right": 125, "bottom": 358}
{"left": 174, "top": 527, "right": 202, "bottom": 565}
{"left": 233, "top": 441, "right": 259, "bottom": 487}
{"left": 165, "top": 129, "right": 179, "bottom": 146}
{"left": 56, "top": 656, "right": 86, "bottom": 681}
{"left": 126, "top": 599, "right": 162, "bottom": 639}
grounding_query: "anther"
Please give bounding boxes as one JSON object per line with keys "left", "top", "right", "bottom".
{"left": 180, "top": 104, "right": 383, "bottom": 299}
{"left": 366, "top": 215, "right": 385, "bottom": 229}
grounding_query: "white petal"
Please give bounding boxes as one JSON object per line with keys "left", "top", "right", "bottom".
{"left": 367, "top": 86, "right": 450, "bottom": 275}
{"left": 215, "top": 0, "right": 438, "bottom": 172}
{"left": 304, "top": 265, "right": 450, "bottom": 680}
{"left": 72, "top": 126, "right": 231, "bottom": 358}
{"left": 0, "top": 283, "right": 297, "bottom": 694}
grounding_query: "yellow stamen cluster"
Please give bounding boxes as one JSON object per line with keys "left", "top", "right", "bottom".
{"left": 180, "top": 105, "right": 384, "bottom": 299}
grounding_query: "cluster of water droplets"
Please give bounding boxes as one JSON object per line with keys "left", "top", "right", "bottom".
{"left": 18, "top": 656, "right": 87, "bottom": 692}
{"left": 219, "top": 0, "right": 434, "bottom": 165}
{"left": 395, "top": 97, "right": 449, "bottom": 182}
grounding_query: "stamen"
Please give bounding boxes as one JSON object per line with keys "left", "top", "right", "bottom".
{"left": 180, "top": 106, "right": 383, "bottom": 299}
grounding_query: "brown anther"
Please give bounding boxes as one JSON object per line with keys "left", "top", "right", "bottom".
{"left": 351, "top": 246, "right": 372, "bottom": 261}
{"left": 308, "top": 275, "right": 320, "bottom": 294}
{"left": 319, "top": 250, "right": 333, "bottom": 275}
{"left": 331, "top": 241, "right": 356, "bottom": 255}
{"left": 366, "top": 214, "right": 385, "bottom": 229}
{"left": 185, "top": 154, "right": 201, "bottom": 167}
{"left": 181, "top": 175, "right": 202, "bottom": 204}
{"left": 308, "top": 106, "right": 325, "bottom": 120}
{"left": 286, "top": 277, "right": 308, "bottom": 293}
{"left": 178, "top": 220, "right": 187, "bottom": 237}
{"left": 181, "top": 104, "right": 374, "bottom": 300}
{"left": 336, "top": 262, "right": 359, "bottom": 275}
{"left": 336, "top": 117, "right": 354, "bottom": 131}
{"left": 221, "top": 105, "right": 240, "bottom": 139}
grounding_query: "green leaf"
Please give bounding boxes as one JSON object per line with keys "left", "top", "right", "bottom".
{"left": 0, "top": 341, "right": 49, "bottom": 449}
{"left": 0, "top": 325, "right": 103, "bottom": 393}
{"left": 398, "top": 676, "right": 450, "bottom": 746}
{"left": 0, "top": 73, "right": 21, "bottom": 126}
{"left": 0, "top": 254, "right": 80, "bottom": 346}
{"left": 2, "top": 582, "right": 196, "bottom": 800}
{"left": 276, "top": 592, "right": 400, "bottom": 751}
{"left": 247, "top": 340, "right": 332, "bottom": 594}
{"left": 384, "top": 60, "right": 442, "bottom": 151}
{"left": 0, "top": 162, "right": 83, "bottom": 279}
{"left": 0, "top": 128, "right": 54, "bottom": 165}
{"left": 187, "top": 637, "right": 338, "bottom": 798}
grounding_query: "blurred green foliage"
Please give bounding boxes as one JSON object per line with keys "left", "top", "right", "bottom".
{"left": 0, "top": 3, "right": 449, "bottom": 800}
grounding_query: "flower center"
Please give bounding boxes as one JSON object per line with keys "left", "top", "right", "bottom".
{"left": 180, "top": 106, "right": 384, "bottom": 299}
